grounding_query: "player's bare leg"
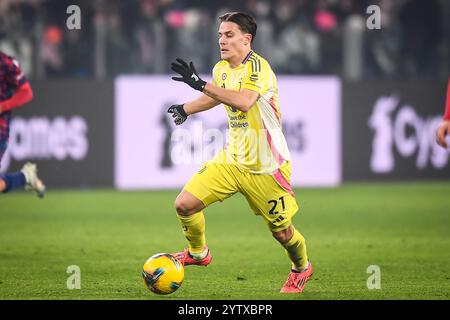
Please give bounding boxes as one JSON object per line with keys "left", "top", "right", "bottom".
{"left": 273, "top": 225, "right": 313, "bottom": 293}
{"left": 172, "top": 189, "right": 212, "bottom": 266}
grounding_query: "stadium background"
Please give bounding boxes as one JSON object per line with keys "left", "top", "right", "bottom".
{"left": 1, "top": 0, "right": 449, "bottom": 301}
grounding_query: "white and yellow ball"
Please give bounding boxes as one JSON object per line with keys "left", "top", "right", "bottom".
{"left": 142, "top": 253, "right": 184, "bottom": 295}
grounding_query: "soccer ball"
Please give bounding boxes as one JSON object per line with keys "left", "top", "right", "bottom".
{"left": 142, "top": 253, "right": 184, "bottom": 295}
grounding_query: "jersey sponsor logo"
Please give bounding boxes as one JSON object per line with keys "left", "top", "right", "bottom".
{"left": 229, "top": 121, "right": 249, "bottom": 128}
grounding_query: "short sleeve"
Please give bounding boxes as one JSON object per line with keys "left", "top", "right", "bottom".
{"left": 241, "top": 57, "right": 269, "bottom": 96}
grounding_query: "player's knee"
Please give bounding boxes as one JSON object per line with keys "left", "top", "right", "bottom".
{"left": 272, "top": 226, "right": 293, "bottom": 244}
{"left": 174, "top": 198, "right": 196, "bottom": 216}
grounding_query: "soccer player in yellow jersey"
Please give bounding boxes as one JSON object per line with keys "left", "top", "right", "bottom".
{"left": 168, "top": 12, "right": 312, "bottom": 293}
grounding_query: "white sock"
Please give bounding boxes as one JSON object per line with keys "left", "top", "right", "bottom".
{"left": 292, "top": 261, "right": 309, "bottom": 273}
{"left": 190, "top": 247, "right": 208, "bottom": 260}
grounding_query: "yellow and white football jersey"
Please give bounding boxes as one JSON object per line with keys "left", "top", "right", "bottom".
{"left": 212, "top": 51, "right": 291, "bottom": 174}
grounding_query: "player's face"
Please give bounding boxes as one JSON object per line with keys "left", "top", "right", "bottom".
{"left": 218, "top": 22, "right": 251, "bottom": 63}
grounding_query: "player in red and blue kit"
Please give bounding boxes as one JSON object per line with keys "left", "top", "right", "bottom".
{"left": 0, "top": 50, "right": 45, "bottom": 197}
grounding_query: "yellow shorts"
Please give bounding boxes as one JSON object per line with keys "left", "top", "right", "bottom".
{"left": 183, "top": 153, "right": 299, "bottom": 232}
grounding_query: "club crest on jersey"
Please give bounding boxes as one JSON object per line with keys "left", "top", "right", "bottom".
{"left": 222, "top": 73, "right": 227, "bottom": 80}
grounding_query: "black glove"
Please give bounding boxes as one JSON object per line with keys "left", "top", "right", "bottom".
{"left": 167, "top": 104, "right": 188, "bottom": 125}
{"left": 171, "top": 58, "right": 206, "bottom": 92}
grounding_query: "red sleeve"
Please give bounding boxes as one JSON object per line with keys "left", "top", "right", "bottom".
{"left": 0, "top": 82, "right": 33, "bottom": 112}
{"left": 4, "top": 55, "right": 28, "bottom": 89}
{"left": 444, "top": 77, "right": 450, "bottom": 121}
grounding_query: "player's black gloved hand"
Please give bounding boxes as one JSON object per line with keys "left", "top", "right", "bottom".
{"left": 171, "top": 58, "right": 206, "bottom": 92}
{"left": 168, "top": 104, "right": 188, "bottom": 125}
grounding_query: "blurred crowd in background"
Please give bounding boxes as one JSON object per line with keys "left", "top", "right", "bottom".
{"left": 0, "top": 0, "right": 448, "bottom": 80}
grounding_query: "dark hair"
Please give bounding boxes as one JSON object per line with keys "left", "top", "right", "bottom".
{"left": 218, "top": 12, "right": 257, "bottom": 43}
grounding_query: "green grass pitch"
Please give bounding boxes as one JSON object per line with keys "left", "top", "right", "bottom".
{"left": 0, "top": 182, "right": 449, "bottom": 300}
